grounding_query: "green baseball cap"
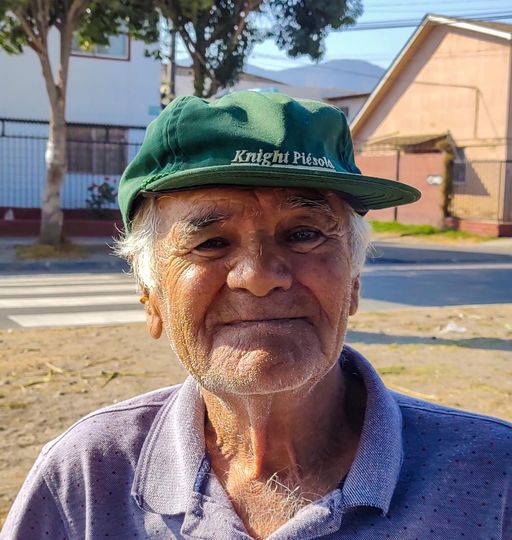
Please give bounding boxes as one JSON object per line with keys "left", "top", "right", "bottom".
{"left": 118, "top": 91, "right": 420, "bottom": 230}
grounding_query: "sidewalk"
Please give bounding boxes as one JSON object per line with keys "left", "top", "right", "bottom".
{"left": 369, "top": 237, "right": 512, "bottom": 265}
{"left": 371, "top": 234, "right": 512, "bottom": 254}
{"left": 0, "top": 236, "right": 126, "bottom": 273}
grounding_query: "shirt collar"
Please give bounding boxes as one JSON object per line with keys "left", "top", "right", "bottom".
{"left": 132, "top": 345, "right": 403, "bottom": 517}
{"left": 132, "top": 376, "right": 206, "bottom": 515}
{"left": 339, "top": 345, "right": 403, "bottom": 515}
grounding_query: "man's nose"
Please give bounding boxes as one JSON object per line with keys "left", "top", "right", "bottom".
{"left": 226, "top": 242, "right": 293, "bottom": 297}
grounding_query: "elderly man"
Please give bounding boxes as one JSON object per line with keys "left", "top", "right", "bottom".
{"left": 2, "top": 92, "right": 510, "bottom": 539}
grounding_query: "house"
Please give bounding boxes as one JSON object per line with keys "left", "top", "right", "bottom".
{"left": 0, "top": 29, "right": 160, "bottom": 233}
{"left": 323, "top": 91, "right": 371, "bottom": 123}
{"left": 162, "top": 60, "right": 376, "bottom": 122}
{"left": 163, "top": 62, "right": 337, "bottom": 101}
{"left": 351, "top": 15, "right": 512, "bottom": 236}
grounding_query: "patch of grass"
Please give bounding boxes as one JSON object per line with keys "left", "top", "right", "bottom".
{"left": 2, "top": 402, "right": 27, "bottom": 410}
{"left": 15, "top": 240, "right": 88, "bottom": 260}
{"left": 369, "top": 221, "right": 491, "bottom": 241}
{"left": 370, "top": 221, "right": 439, "bottom": 235}
{"left": 377, "top": 365, "right": 406, "bottom": 375}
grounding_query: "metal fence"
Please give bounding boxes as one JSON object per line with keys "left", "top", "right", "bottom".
{"left": 451, "top": 160, "right": 510, "bottom": 222}
{"left": 2, "top": 120, "right": 510, "bottom": 223}
{"left": 0, "top": 118, "right": 145, "bottom": 209}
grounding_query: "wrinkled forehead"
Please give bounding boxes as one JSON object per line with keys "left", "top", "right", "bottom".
{"left": 152, "top": 186, "right": 351, "bottom": 232}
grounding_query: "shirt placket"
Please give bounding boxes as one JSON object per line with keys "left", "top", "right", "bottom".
{"left": 180, "top": 492, "right": 253, "bottom": 540}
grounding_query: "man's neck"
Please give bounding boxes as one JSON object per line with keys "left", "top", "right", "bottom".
{"left": 201, "top": 362, "right": 363, "bottom": 483}
{"left": 201, "top": 362, "right": 365, "bottom": 539}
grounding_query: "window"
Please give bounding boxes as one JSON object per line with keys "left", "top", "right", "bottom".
{"left": 453, "top": 161, "right": 466, "bottom": 184}
{"left": 338, "top": 106, "right": 350, "bottom": 118}
{"left": 71, "top": 34, "right": 130, "bottom": 60}
{"left": 453, "top": 147, "right": 466, "bottom": 184}
{"left": 67, "top": 126, "right": 128, "bottom": 175}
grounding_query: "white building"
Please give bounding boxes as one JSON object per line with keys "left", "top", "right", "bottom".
{"left": 0, "top": 30, "right": 160, "bottom": 211}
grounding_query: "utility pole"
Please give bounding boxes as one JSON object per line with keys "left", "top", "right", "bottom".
{"left": 169, "top": 22, "right": 176, "bottom": 103}
{"left": 161, "top": 20, "right": 177, "bottom": 108}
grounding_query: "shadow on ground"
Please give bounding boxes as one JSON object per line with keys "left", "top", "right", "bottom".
{"left": 346, "top": 330, "right": 512, "bottom": 352}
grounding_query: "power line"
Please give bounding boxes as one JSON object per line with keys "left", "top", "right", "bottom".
{"left": 337, "top": 12, "right": 512, "bottom": 31}
{"left": 366, "top": 0, "right": 509, "bottom": 7}
{"left": 369, "top": 0, "right": 507, "bottom": 4}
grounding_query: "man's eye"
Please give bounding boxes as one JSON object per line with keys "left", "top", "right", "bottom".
{"left": 287, "top": 229, "right": 322, "bottom": 243}
{"left": 194, "top": 238, "right": 229, "bottom": 252}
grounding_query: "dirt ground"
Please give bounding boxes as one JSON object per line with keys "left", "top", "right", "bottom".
{"left": 1, "top": 304, "right": 511, "bottom": 523}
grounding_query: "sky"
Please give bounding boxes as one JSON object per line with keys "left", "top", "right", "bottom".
{"left": 249, "top": 0, "right": 512, "bottom": 70}
{"left": 176, "top": 0, "right": 512, "bottom": 72}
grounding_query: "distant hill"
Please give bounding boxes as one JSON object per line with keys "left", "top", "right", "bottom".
{"left": 176, "top": 57, "right": 385, "bottom": 95}
{"left": 244, "top": 59, "right": 385, "bottom": 94}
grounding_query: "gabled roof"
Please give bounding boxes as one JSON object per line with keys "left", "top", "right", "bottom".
{"left": 455, "top": 18, "right": 512, "bottom": 35}
{"left": 323, "top": 90, "right": 370, "bottom": 100}
{"left": 351, "top": 14, "right": 512, "bottom": 137}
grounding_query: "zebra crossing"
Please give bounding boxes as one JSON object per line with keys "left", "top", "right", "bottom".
{"left": 0, "top": 272, "right": 146, "bottom": 328}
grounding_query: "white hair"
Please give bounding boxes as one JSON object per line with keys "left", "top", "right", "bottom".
{"left": 113, "top": 196, "right": 372, "bottom": 291}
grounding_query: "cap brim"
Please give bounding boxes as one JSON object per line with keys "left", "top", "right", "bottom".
{"left": 142, "top": 164, "right": 421, "bottom": 214}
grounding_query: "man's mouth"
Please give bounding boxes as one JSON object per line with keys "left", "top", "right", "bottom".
{"left": 225, "top": 317, "right": 310, "bottom": 327}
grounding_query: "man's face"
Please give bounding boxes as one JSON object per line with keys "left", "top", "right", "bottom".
{"left": 146, "top": 187, "right": 360, "bottom": 395}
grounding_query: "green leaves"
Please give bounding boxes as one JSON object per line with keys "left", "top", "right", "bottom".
{"left": 76, "top": 1, "right": 160, "bottom": 47}
{"left": 0, "top": 0, "right": 161, "bottom": 57}
{"left": 159, "top": 0, "right": 363, "bottom": 97}
{"left": 0, "top": 13, "right": 26, "bottom": 54}
{"left": 268, "top": 0, "right": 363, "bottom": 59}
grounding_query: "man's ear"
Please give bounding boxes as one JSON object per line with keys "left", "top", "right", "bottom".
{"left": 349, "top": 275, "right": 360, "bottom": 316}
{"left": 144, "top": 290, "right": 163, "bottom": 339}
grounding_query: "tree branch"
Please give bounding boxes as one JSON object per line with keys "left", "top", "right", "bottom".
{"left": 37, "top": 44, "right": 59, "bottom": 109}
{"left": 206, "top": 0, "right": 263, "bottom": 45}
{"left": 68, "top": 0, "right": 89, "bottom": 25}
{"left": 15, "top": 10, "right": 45, "bottom": 55}
{"left": 32, "top": 0, "right": 50, "bottom": 54}
{"left": 59, "top": 0, "right": 88, "bottom": 99}
{"left": 177, "top": 23, "right": 215, "bottom": 84}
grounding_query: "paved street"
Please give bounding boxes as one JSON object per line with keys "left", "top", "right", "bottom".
{"left": 360, "top": 262, "right": 512, "bottom": 311}
{"left": 1, "top": 255, "right": 511, "bottom": 328}
{"left": 0, "top": 273, "right": 144, "bottom": 329}
{"left": 359, "top": 241, "right": 512, "bottom": 310}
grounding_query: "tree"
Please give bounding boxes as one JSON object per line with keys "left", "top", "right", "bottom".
{"left": 0, "top": 1, "right": 159, "bottom": 245}
{"left": 158, "top": 0, "right": 363, "bottom": 98}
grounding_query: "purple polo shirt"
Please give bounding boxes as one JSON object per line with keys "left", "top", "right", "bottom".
{"left": 1, "top": 346, "right": 510, "bottom": 539}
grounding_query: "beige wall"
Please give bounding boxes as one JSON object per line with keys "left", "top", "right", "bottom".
{"left": 353, "top": 23, "right": 512, "bottom": 225}
{"left": 452, "top": 160, "right": 507, "bottom": 220}
{"left": 354, "top": 25, "right": 511, "bottom": 162}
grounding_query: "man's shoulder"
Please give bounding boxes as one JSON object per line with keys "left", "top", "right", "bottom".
{"left": 394, "top": 391, "right": 512, "bottom": 452}
{"left": 40, "top": 384, "right": 183, "bottom": 466}
{"left": 395, "top": 391, "right": 511, "bottom": 428}
{"left": 2, "top": 385, "right": 186, "bottom": 538}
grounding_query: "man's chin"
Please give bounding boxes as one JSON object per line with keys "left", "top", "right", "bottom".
{"left": 200, "top": 346, "right": 323, "bottom": 395}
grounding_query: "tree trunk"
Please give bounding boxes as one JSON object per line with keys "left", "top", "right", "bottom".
{"left": 40, "top": 100, "right": 66, "bottom": 245}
